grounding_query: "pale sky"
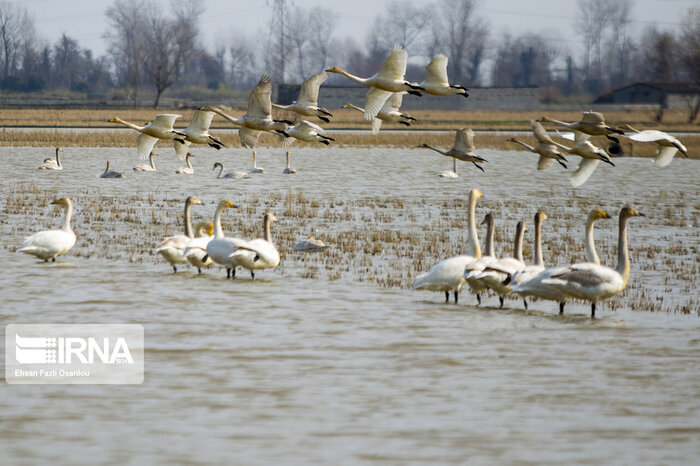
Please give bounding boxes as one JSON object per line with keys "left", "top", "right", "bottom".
{"left": 24, "top": 0, "right": 696, "bottom": 59}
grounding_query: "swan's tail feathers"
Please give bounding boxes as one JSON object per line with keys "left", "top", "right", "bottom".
{"left": 411, "top": 273, "right": 429, "bottom": 290}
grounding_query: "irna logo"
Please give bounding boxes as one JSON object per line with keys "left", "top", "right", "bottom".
{"left": 15, "top": 334, "right": 134, "bottom": 364}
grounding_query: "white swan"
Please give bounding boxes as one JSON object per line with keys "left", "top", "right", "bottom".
{"left": 540, "top": 111, "right": 625, "bottom": 142}
{"left": 182, "top": 221, "right": 215, "bottom": 274}
{"left": 212, "top": 162, "right": 250, "bottom": 179}
{"left": 205, "top": 200, "right": 251, "bottom": 279}
{"left": 411, "top": 188, "right": 483, "bottom": 303}
{"left": 293, "top": 234, "right": 329, "bottom": 252}
{"left": 507, "top": 120, "right": 568, "bottom": 169}
{"left": 17, "top": 197, "right": 76, "bottom": 262}
{"left": 344, "top": 92, "right": 416, "bottom": 134}
{"left": 101, "top": 161, "right": 126, "bottom": 178}
{"left": 174, "top": 153, "right": 195, "bottom": 174}
{"left": 155, "top": 196, "right": 201, "bottom": 272}
{"left": 418, "top": 128, "right": 487, "bottom": 172}
{"left": 38, "top": 148, "right": 63, "bottom": 170}
{"left": 473, "top": 220, "right": 527, "bottom": 308}
{"left": 201, "top": 75, "right": 290, "bottom": 149}
{"left": 133, "top": 151, "right": 157, "bottom": 171}
{"left": 439, "top": 157, "right": 459, "bottom": 178}
{"left": 283, "top": 151, "right": 297, "bottom": 174}
{"left": 284, "top": 120, "right": 335, "bottom": 145}
{"left": 551, "top": 130, "right": 615, "bottom": 187}
{"left": 272, "top": 72, "right": 333, "bottom": 122}
{"left": 229, "top": 212, "right": 281, "bottom": 279}
{"left": 620, "top": 124, "right": 688, "bottom": 167}
{"left": 172, "top": 109, "right": 225, "bottom": 160}
{"left": 249, "top": 150, "right": 264, "bottom": 173}
{"left": 109, "top": 114, "right": 182, "bottom": 160}
{"left": 419, "top": 54, "right": 469, "bottom": 97}
{"left": 512, "top": 207, "right": 611, "bottom": 315}
{"left": 509, "top": 210, "right": 548, "bottom": 309}
{"left": 464, "top": 212, "right": 497, "bottom": 305}
{"left": 326, "top": 45, "right": 424, "bottom": 120}
{"left": 527, "top": 207, "right": 643, "bottom": 318}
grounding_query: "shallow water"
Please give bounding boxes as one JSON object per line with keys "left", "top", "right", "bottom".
{"left": 1, "top": 145, "right": 699, "bottom": 463}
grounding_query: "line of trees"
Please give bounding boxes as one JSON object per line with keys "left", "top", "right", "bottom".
{"left": 0, "top": 0, "right": 697, "bottom": 113}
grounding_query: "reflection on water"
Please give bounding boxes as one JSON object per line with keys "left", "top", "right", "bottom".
{"left": 1, "top": 146, "right": 699, "bottom": 463}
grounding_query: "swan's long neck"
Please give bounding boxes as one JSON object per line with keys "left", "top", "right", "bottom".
{"left": 534, "top": 215, "right": 543, "bottom": 267}
{"left": 453, "top": 158, "right": 458, "bottom": 174}
{"left": 61, "top": 200, "right": 73, "bottom": 232}
{"left": 345, "top": 103, "right": 364, "bottom": 113}
{"left": 55, "top": 148, "right": 62, "bottom": 167}
{"left": 213, "top": 204, "right": 226, "bottom": 238}
{"left": 183, "top": 200, "right": 194, "bottom": 238}
{"left": 105, "top": 161, "right": 110, "bottom": 173}
{"left": 252, "top": 151, "right": 257, "bottom": 168}
{"left": 149, "top": 153, "right": 156, "bottom": 169}
{"left": 422, "top": 144, "right": 447, "bottom": 156}
{"left": 113, "top": 117, "right": 144, "bottom": 132}
{"left": 335, "top": 68, "right": 367, "bottom": 85}
{"left": 286, "top": 151, "right": 291, "bottom": 169}
{"left": 585, "top": 216, "right": 600, "bottom": 265}
{"left": 551, "top": 140, "right": 572, "bottom": 153}
{"left": 510, "top": 138, "right": 535, "bottom": 152}
{"left": 514, "top": 223, "right": 525, "bottom": 262}
{"left": 186, "top": 155, "right": 193, "bottom": 170}
{"left": 263, "top": 215, "right": 273, "bottom": 242}
{"left": 546, "top": 118, "right": 572, "bottom": 128}
{"left": 485, "top": 217, "right": 495, "bottom": 257}
{"left": 616, "top": 214, "right": 631, "bottom": 285}
{"left": 466, "top": 193, "right": 481, "bottom": 259}
{"left": 271, "top": 103, "right": 290, "bottom": 110}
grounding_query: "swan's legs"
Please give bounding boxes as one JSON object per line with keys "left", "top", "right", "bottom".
{"left": 454, "top": 291, "right": 458, "bottom": 303}
{"left": 499, "top": 296, "right": 504, "bottom": 308}
{"left": 523, "top": 299, "right": 528, "bottom": 310}
{"left": 476, "top": 293, "right": 481, "bottom": 305}
{"left": 559, "top": 302, "right": 565, "bottom": 315}
{"left": 591, "top": 303, "right": 596, "bottom": 319}
{"left": 226, "top": 268, "right": 231, "bottom": 279}
{"left": 445, "top": 291, "right": 449, "bottom": 303}
{"left": 172, "top": 265, "right": 177, "bottom": 273}
{"left": 251, "top": 271, "right": 255, "bottom": 280}
{"left": 197, "top": 267, "right": 202, "bottom": 274}
{"left": 52, "top": 258, "right": 56, "bottom": 262}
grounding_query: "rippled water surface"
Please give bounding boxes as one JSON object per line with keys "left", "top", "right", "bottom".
{"left": 1, "top": 145, "right": 699, "bottom": 463}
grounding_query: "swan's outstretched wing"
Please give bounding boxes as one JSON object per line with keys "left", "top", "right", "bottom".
{"left": 537, "top": 155, "right": 555, "bottom": 170}
{"left": 382, "top": 92, "right": 404, "bottom": 113}
{"left": 424, "top": 54, "right": 449, "bottom": 85}
{"left": 371, "top": 118, "right": 383, "bottom": 134}
{"left": 556, "top": 130, "right": 576, "bottom": 141}
{"left": 573, "top": 129, "right": 590, "bottom": 145}
{"left": 454, "top": 128, "right": 475, "bottom": 152}
{"left": 654, "top": 146, "right": 678, "bottom": 167}
{"left": 625, "top": 130, "right": 671, "bottom": 143}
{"left": 532, "top": 120, "right": 554, "bottom": 144}
{"left": 248, "top": 75, "right": 273, "bottom": 118}
{"left": 187, "top": 110, "right": 215, "bottom": 133}
{"left": 581, "top": 111, "right": 605, "bottom": 124}
{"left": 151, "top": 114, "right": 181, "bottom": 130}
{"left": 239, "top": 127, "right": 261, "bottom": 149}
{"left": 378, "top": 45, "right": 407, "bottom": 81}
{"left": 137, "top": 133, "right": 159, "bottom": 160}
{"left": 173, "top": 139, "right": 191, "bottom": 160}
{"left": 364, "top": 87, "right": 392, "bottom": 121}
{"left": 570, "top": 158, "right": 600, "bottom": 187}
{"left": 297, "top": 72, "right": 327, "bottom": 106}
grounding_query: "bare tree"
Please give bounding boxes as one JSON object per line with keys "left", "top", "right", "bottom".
{"left": 229, "top": 33, "right": 259, "bottom": 89}
{"left": 285, "top": 8, "right": 312, "bottom": 81}
{"left": 492, "top": 33, "right": 558, "bottom": 87}
{"left": 678, "top": 7, "right": 700, "bottom": 122}
{"left": 426, "top": 0, "right": 488, "bottom": 85}
{"left": 371, "top": 1, "right": 430, "bottom": 53}
{"left": 105, "top": 0, "right": 148, "bottom": 102}
{"left": 0, "top": 1, "right": 34, "bottom": 79}
{"left": 306, "top": 8, "right": 336, "bottom": 73}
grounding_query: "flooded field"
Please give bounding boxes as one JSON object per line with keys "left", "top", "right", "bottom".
{"left": 1, "top": 145, "right": 699, "bottom": 463}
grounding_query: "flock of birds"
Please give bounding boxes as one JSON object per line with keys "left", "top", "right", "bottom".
{"left": 20, "top": 45, "right": 690, "bottom": 317}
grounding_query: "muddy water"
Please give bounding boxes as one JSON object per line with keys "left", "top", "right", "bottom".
{"left": 1, "top": 145, "right": 699, "bottom": 463}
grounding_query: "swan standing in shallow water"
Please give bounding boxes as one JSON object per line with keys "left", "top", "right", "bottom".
{"left": 101, "top": 161, "right": 126, "bottom": 178}
{"left": 156, "top": 196, "right": 201, "bottom": 272}
{"left": 201, "top": 75, "right": 290, "bottom": 149}
{"left": 38, "top": 148, "right": 63, "bottom": 170}
{"left": 250, "top": 150, "right": 264, "bottom": 173}
{"left": 272, "top": 72, "right": 333, "bottom": 122}
{"left": 620, "top": 124, "right": 688, "bottom": 167}
{"left": 229, "top": 212, "right": 281, "bottom": 279}
{"left": 438, "top": 157, "right": 459, "bottom": 178}
{"left": 133, "top": 151, "right": 157, "bottom": 171}
{"left": 212, "top": 162, "right": 250, "bottom": 179}
{"left": 464, "top": 212, "right": 497, "bottom": 305}
{"left": 411, "top": 189, "right": 483, "bottom": 303}
{"left": 419, "top": 54, "right": 469, "bottom": 97}
{"left": 172, "top": 109, "right": 225, "bottom": 160}
{"left": 551, "top": 130, "right": 615, "bottom": 187}
{"left": 18, "top": 197, "right": 76, "bottom": 261}
{"left": 175, "top": 153, "right": 195, "bottom": 174}
{"left": 507, "top": 120, "right": 568, "bottom": 169}
{"left": 283, "top": 151, "right": 297, "bottom": 174}
{"left": 419, "top": 128, "right": 487, "bottom": 172}
{"left": 540, "top": 111, "right": 625, "bottom": 142}
{"left": 512, "top": 207, "right": 612, "bottom": 315}
{"left": 522, "top": 207, "right": 643, "bottom": 318}
{"left": 474, "top": 220, "right": 527, "bottom": 308}
{"left": 326, "top": 45, "right": 424, "bottom": 120}
{"left": 205, "top": 200, "right": 253, "bottom": 279}
{"left": 182, "top": 221, "right": 215, "bottom": 274}
{"left": 509, "top": 211, "right": 548, "bottom": 309}
{"left": 108, "top": 114, "right": 182, "bottom": 160}
{"left": 344, "top": 92, "right": 416, "bottom": 134}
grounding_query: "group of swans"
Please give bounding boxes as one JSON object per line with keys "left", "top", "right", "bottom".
{"left": 411, "top": 188, "right": 644, "bottom": 318}
{"left": 344, "top": 92, "right": 416, "bottom": 135}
